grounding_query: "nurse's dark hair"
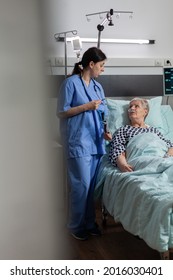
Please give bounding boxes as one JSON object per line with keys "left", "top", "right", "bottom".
{"left": 71, "top": 47, "right": 107, "bottom": 75}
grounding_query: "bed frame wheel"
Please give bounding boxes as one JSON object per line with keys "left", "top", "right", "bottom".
{"left": 160, "top": 250, "right": 170, "bottom": 260}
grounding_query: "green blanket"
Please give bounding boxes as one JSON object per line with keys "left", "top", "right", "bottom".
{"left": 95, "top": 132, "right": 173, "bottom": 252}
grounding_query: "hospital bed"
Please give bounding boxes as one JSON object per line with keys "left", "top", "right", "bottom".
{"left": 95, "top": 96, "right": 173, "bottom": 260}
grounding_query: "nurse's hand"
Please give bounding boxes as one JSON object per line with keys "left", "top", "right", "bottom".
{"left": 85, "top": 100, "right": 102, "bottom": 110}
{"left": 58, "top": 100, "right": 102, "bottom": 118}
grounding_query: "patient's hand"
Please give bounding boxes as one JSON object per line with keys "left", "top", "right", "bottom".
{"left": 104, "top": 132, "right": 112, "bottom": 141}
{"left": 167, "top": 147, "right": 173, "bottom": 157}
{"left": 117, "top": 154, "right": 134, "bottom": 172}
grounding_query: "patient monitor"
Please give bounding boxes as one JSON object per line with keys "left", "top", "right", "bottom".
{"left": 163, "top": 66, "right": 173, "bottom": 95}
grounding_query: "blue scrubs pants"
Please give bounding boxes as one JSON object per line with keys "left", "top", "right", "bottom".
{"left": 67, "top": 155, "right": 101, "bottom": 233}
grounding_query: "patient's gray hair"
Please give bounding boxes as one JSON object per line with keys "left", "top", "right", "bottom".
{"left": 130, "top": 98, "right": 149, "bottom": 113}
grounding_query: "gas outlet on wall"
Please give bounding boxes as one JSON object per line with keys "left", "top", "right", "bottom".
{"left": 164, "top": 59, "right": 172, "bottom": 66}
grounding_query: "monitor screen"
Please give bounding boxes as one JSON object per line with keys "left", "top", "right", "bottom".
{"left": 163, "top": 66, "right": 173, "bottom": 95}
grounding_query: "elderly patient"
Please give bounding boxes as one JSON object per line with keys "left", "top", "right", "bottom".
{"left": 109, "top": 97, "right": 173, "bottom": 172}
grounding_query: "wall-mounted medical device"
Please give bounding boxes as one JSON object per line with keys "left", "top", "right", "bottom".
{"left": 71, "top": 36, "right": 82, "bottom": 61}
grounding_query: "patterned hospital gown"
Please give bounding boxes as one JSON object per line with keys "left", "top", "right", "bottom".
{"left": 109, "top": 125, "right": 173, "bottom": 166}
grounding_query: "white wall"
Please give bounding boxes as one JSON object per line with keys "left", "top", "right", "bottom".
{"left": 43, "top": 0, "right": 173, "bottom": 62}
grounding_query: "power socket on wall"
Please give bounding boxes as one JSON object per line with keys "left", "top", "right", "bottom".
{"left": 47, "top": 57, "right": 173, "bottom": 67}
{"left": 55, "top": 57, "right": 64, "bottom": 66}
{"left": 155, "top": 59, "right": 162, "bottom": 66}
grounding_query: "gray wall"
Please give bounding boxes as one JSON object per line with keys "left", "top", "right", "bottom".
{"left": 0, "top": 0, "right": 70, "bottom": 260}
{"left": 49, "top": 74, "right": 163, "bottom": 97}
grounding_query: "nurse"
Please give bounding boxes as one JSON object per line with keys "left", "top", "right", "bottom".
{"left": 57, "top": 47, "right": 112, "bottom": 240}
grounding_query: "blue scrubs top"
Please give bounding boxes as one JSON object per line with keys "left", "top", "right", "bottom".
{"left": 57, "top": 74, "right": 108, "bottom": 159}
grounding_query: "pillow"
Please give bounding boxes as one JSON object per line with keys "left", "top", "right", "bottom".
{"left": 160, "top": 105, "right": 173, "bottom": 142}
{"left": 145, "top": 96, "right": 163, "bottom": 128}
{"left": 106, "top": 96, "right": 163, "bottom": 134}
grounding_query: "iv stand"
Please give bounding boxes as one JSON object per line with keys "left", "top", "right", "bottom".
{"left": 97, "top": 9, "right": 114, "bottom": 48}
{"left": 97, "top": 25, "right": 105, "bottom": 49}
{"left": 86, "top": 8, "right": 133, "bottom": 48}
{"left": 54, "top": 30, "right": 78, "bottom": 78}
